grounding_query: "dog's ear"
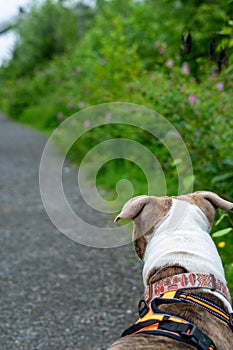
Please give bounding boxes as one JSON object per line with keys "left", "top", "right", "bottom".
{"left": 191, "top": 191, "right": 233, "bottom": 225}
{"left": 115, "top": 195, "right": 151, "bottom": 222}
{"left": 195, "top": 191, "right": 233, "bottom": 211}
{"left": 115, "top": 195, "right": 172, "bottom": 259}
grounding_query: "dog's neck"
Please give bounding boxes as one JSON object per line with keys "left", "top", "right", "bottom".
{"left": 142, "top": 199, "right": 231, "bottom": 310}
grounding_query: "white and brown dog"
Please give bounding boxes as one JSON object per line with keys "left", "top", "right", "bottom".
{"left": 108, "top": 191, "right": 233, "bottom": 350}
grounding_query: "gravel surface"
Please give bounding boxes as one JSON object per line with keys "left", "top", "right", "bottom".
{"left": 0, "top": 113, "right": 143, "bottom": 350}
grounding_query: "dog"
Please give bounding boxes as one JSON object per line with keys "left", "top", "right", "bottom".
{"left": 108, "top": 191, "right": 233, "bottom": 350}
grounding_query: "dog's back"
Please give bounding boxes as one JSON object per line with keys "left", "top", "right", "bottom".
{"left": 108, "top": 192, "right": 233, "bottom": 349}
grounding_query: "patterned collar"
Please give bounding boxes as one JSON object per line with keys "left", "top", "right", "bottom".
{"left": 145, "top": 272, "right": 231, "bottom": 304}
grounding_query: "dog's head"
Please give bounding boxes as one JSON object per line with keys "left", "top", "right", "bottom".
{"left": 115, "top": 191, "right": 233, "bottom": 260}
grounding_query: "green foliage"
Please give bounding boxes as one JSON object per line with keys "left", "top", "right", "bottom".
{"left": 4, "top": 0, "right": 78, "bottom": 77}
{"left": 212, "top": 227, "right": 232, "bottom": 238}
{"left": 0, "top": 0, "right": 233, "bottom": 292}
{"left": 211, "top": 211, "right": 233, "bottom": 293}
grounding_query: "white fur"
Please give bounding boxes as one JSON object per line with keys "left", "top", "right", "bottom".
{"left": 143, "top": 199, "right": 232, "bottom": 312}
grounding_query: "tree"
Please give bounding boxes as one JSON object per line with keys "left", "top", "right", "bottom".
{"left": 7, "top": 0, "right": 78, "bottom": 76}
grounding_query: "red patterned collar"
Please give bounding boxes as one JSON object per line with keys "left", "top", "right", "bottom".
{"left": 145, "top": 272, "right": 231, "bottom": 303}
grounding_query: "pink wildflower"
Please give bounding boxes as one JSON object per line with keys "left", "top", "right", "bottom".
{"left": 154, "top": 40, "right": 161, "bottom": 47}
{"left": 181, "top": 62, "right": 190, "bottom": 74}
{"left": 105, "top": 112, "right": 112, "bottom": 122}
{"left": 212, "top": 69, "right": 218, "bottom": 76}
{"left": 67, "top": 102, "right": 74, "bottom": 109}
{"left": 78, "top": 102, "right": 85, "bottom": 109}
{"left": 83, "top": 120, "right": 90, "bottom": 128}
{"left": 165, "top": 59, "right": 173, "bottom": 68}
{"left": 57, "top": 112, "right": 63, "bottom": 120}
{"left": 216, "top": 82, "right": 224, "bottom": 91}
{"left": 188, "top": 95, "right": 198, "bottom": 105}
{"left": 158, "top": 47, "right": 165, "bottom": 55}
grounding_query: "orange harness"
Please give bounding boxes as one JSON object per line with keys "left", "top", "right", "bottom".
{"left": 121, "top": 290, "right": 233, "bottom": 350}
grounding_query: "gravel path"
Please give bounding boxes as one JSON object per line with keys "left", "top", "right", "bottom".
{"left": 0, "top": 113, "right": 143, "bottom": 350}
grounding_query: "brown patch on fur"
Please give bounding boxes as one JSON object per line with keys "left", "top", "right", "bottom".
{"left": 148, "top": 265, "right": 188, "bottom": 285}
{"left": 108, "top": 334, "right": 194, "bottom": 349}
{"left": 134, "top": 236, "right": 147, "bottom": 260}
{"left": 170, "top": 194, "right": 213, "bottom": 225}
{"left": 173, "top": 193, "right": 216, "bottom": 225}
{"left": 190, "top": 194, "right": 216, "bottom": 224}
{"left": 172, "top": 191, "right": 233, "bottom": 226}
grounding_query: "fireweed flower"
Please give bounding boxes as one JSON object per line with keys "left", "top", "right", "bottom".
{"left": 181, "top": 62, "right": 190, "bottom": 74}
{"left": 154, "top": 40, "right": 161, "bottom": 47}
{"left": 212, "top": 69, "right": 218, "bottom": 76}
{"left": 188, "top": 95, "right": 198, "bottom": 105}
{"left": 83, "top": 120, "right": 90, "bottom": 128}
{"left": 57, "top": 112, "right": 63, "bottom": 120}
{"left": 67, "top": 102, "right": 74, "bottom": 109}
{"left": 158, "top": 47, "right": 165, "bottom": 55}
{"left": 165, "top": 59, "right": 173, "bottom": 68}
{"left": 78, "top": 101, "right": 85, "bottom": 109}
{"left": 105, "top": 112, "right": 112, "bottom": 122}
{"left": 216, "top": 82, "right": 224, "bottom": 91}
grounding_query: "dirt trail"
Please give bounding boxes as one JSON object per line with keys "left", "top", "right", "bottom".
{"left": 0, "top": 114, "right": 142, "bottom": 350}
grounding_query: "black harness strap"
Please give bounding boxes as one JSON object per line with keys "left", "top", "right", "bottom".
{"left": 121, "top": 319, "right": 160, "bottom": 337}
{"left": 149, "top": 290, "right": 233, "bottom": 331}
{"left": 177, "top": 291, "right": 233, "bottom": 331}
{"left": 122, "top": 314, "right": 216, "bottom": 350}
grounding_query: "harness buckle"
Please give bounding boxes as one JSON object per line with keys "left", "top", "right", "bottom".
{"left": 138, "top": 299, "right": 149, "bottom": 318}
{"left": 181, "top": 324, "right": 214, "bottom": 350}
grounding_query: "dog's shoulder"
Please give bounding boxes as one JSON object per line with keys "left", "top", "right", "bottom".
{"left": 108, "top": 333, "right": 194, "bottom": 349}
